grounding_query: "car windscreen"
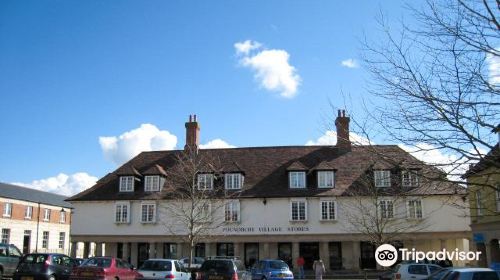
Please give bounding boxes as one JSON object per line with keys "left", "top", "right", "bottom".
{"left": 269, "top": 261, "right": 288, "bottom": 270}
{"left": 140, "top": 260, "right": 172, "bottom": 271}
{"left": 201, "top": 260, "right": 234, "bottom": 273}
{"left": 21, "top": 254, "right": 48, "bottom": 264}
{"left": 82, "top": 258, "right": 112, "bottom": 268}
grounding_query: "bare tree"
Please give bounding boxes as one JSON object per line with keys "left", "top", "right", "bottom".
{"left": 156, "top": 147, "right": 239, "bottom": 267}
{"left": 361, "top": 0, "right": 499, "bottom": 189}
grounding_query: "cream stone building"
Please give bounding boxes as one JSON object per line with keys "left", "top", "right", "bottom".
{"left": 68, "top": 113, "right": 472, "bottom": 271}
{"left": 0, "top": 183, "right": 72, "bottom": 254}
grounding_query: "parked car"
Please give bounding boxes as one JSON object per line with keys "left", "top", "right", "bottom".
{"left": 426, "top": 267, "right": 451, "bottom": 280}
{"left": 137, "top": 259, "right": 191, "bottom": 280}
{"left": 251, "top": 259, "right": 293, "bottom": 280}
{"left": 13, "top": 253, "right": 75, "bottom": 280}
{"left": 197, "top": 258, "right": 249, "bottom": 280}
{"left": 0, "top": 243, "right": 22, "bottom": 279}
{"left": 393, "top": 263, "right": 442, "bottom": 280}
{"left": 441, "top": 268, "right": 499, "bottom": 280}
{"left": 70, "top": 256, "right": 141, "bottom": 280}
{"left": 73, "top": 258, "right": 86, "bottom": 266}
{"left": 180, "top": 257, "right": 205, "bottom": 269}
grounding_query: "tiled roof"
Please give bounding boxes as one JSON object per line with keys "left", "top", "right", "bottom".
{"left": 463, "top": 144, "right": 500, "bottom": 178}
{"left": 0, "top": 182, "right": 72, "bottom": 208}
{"left": 67, "top": 145, "right": 461, "bottom": 202}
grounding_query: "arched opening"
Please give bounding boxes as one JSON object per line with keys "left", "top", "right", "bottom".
{"left": 490, "top": 239, "right": 500, "bottom": 263}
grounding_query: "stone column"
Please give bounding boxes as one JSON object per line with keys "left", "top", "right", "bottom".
{"left": 262, "top": 243, "right": 270, "bottom": 259}
{"left": 319, "top": 242, "right": 330, "bottom": 271}
{"left": 96, "top": 242, "right": 103, "bottom": 257}
{"left": 83, "top": 242, "right": 90, "bottom": 258}
{"left": 157, "top": 243, "right": 164, "bottom": 259}
{"left": 131, "top": 243, "right": 138, "bottom": 267}
{"left": 123, "top": 243, "right": 130, "bottom": 262}
{"left": 149, "top": 242, "right": 157, "bottom": 259}
{"left": 292, "top": 242, "right": 300, "bottom": 273}
{"left": 70, "top": 242, "right": 77, "bottom": 258}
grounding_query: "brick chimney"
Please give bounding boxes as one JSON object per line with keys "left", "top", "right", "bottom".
{"left": 335, "top": 109, "right": 351, "bottom": 150}
{"left": 184, "top": 114, "right": 200, "bottom": 151}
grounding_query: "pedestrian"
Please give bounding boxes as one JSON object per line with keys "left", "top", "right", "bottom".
{"left": 313, "top": 260, "right": 325, "bottom": 280}
{"left": 297, "top": 256, "right": 305, "bottom": 279}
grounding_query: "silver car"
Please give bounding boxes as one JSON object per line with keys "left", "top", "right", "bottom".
{"left": 393, "top": 263, "right": 442, "bottom": 280}
{"left": 138, "top": 259, "right": 191, "bottom": 280}
{"left": 440, "top": 268, "right": 499, "bottom": 280}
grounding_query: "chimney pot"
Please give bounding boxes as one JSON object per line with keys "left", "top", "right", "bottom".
{"left": 338, "top": 110, "right": 341, "bottom": 117}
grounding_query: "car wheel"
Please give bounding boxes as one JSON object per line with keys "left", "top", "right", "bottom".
{"left": 48, "top": 275, "right": 56, "bottom": 280}
{"left": 262, "top": 277, "right": 267, "bottom": 280}
{"left": 0, "top": 269, "right": 3, "bottom": 280}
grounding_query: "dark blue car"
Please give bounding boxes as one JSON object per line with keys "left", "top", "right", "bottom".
{"left": 251, "top": 260, "right": 293, "bottom": 280}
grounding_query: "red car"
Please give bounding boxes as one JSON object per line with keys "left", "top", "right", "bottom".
{"left": 70, "top": 257, "right": 142, "bottom": 280}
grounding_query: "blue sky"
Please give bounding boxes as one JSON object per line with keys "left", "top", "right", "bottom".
{"left": 0, "top": 0, "right": 418, "bottom": 195}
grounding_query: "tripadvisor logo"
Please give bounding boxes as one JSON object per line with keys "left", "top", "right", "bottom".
{"left": 375, "top": 244, "right": 482, "bottom": 267}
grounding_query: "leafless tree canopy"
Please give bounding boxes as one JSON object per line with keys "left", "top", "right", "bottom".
{"left": 362, "top": 0, "right": 499, "bottom": 186}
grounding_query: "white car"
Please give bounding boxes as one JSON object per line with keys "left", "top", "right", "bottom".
{"left": 440, "top": 268, "right": 499, "bottom": 280}
{"left": 138, "top": 259, "right": 191, "bottom": 280}
{"left": 393, "top": 263, "right": 442, "bottom": 280}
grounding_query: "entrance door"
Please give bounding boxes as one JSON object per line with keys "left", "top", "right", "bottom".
{"left": 329, "top": 242, "right": 342, "bottom": 270}
{"left": 22, "top": 230, "right": 31, "bottom": 254}
{"left": 360, "top": 242, "right": 376, "bottom": 269}
{"left": 138, "top": 243, "right": 150, "bottom": 268}
{"left": 299, "top": 242, "right": 319, "bottom": 270}
{"left": 244, "top": 243, "right": 259, "bottom": 268}
{"left": 278, "top": 243, "right": 293, "bottom": 269}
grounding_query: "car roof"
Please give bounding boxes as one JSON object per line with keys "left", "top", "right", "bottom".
{"left": 449, "top": 268, "right": 494, "bottom": 272}
{"left": 144, "top": 259, "right": 176, "bottom": 261}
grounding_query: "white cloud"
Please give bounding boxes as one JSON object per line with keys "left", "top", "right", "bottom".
{"left": 99, "top": 124, "right": 177, "bottom": 165}
{"left": 305, "top": 130, "right": 372, "bottom": 146}
{"left": 235, "top": 40, "right": 301, "bottom": 98}
{"left": 200, "top": 139, "right": 236, "bottom": 149}
{"left": 487, "top": 52, "right": 500, "bottom": 85}
{"left": 234, "top": 40, "right": 262, "bottom": 56}
{"left": 341, "top": 58, "right": 359, "bottom": 68}
{"left": 13, "top": 172, "right": 98, "bottom": 196}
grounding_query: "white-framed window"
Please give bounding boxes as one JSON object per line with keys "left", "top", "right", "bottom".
{"left": 60, "top": 211, "right": 66, "bottom": 223}
{"left": 43, "top": 209, "right": 51, "bottom": 222}
{"left": 476, "top": 191, "right": 483, "bottom": 216}
{"left": 225, "top": 173, "right": 243, "bottom": 190}
{"left": 318, "top": 171, "right": 335, "bottom": 188}
{"left": 42, "top": 231, "right": 49, "bottom": 249}
{"left": 119, "top": 176, "right": 135, "bottom": 192}
{"left": 197, "top": 174, "right": 214, "bottom": 190}
{"left": 3, "top": 203, "right": 12, "bottom": 217}
{"left": 290, "top": 199, "right": 307, "bottom": 221}
{"left": 1, "top": 229, "right": 10, "bottom": 244}
{"left": 379, "top": 200, "right": 394, "bottom": 219}
{"left": 289, "top": 172, "right": 306, "bottom": 189}
{"left": 320, "top": 200, "right": 336, "bottom": 220}
{"left": 374, "top": 170, "right": 391, "bottom": 188}
{"left": 115, "top": 202, "right": 130, "bottom": 223}
{"left": 141, "top": 202, "right": 156, "bottom": 223}
{"left": 407, "top": 199, "right": 423, "bottom": 219}
{"left": 402, "top": 170, "right": 419, "bottom": 187}
{"left": 198, "top": 202, "right": 212, "bottom": 222}
{"left": 145, "top": 176, "right": 160, "bottom": 192}
{"left": 58, "top": 232, "right": 65, "bottom": 249}
{"left": 224, "top": 200, "right": 240, "bottom": 222}
{"left": 25, "top": 206, "right": 33, "bottom": 219}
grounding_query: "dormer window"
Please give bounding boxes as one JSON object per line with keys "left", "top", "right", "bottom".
{"left": 197, "top": 174, "right": 214, "bottom": 190}
{"left": 145, "top": 176, "right": 160, "bottom": 192}
{"left": 119, "top": 176, "right": 135, "bottom": 192}
{"left": 317, "top": 171, "right": 335, "bottom": 188}
{"left": 402, "top": 170, "right": 419, "bottom": 187}
{"left": 374, "top": 170, "right": 391, "bottom": 188}
{"left": 289, "top": 171, "right": 306, "bottom": 189}
{"left": 225, "top": 173, "right": 243, "bottom": 190}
